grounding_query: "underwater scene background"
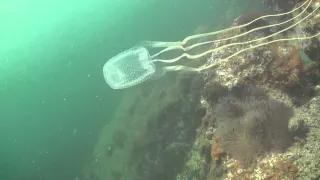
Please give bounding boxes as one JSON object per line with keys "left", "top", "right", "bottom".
{"left": 1, "top": 0, "right": 320, "bottom": 180}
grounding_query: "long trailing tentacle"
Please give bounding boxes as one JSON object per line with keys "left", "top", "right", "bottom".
{"left": 162, "top": 1, "right": 320, "bottom": 72}
{"left": 151, "top": 0, "right": 311, "bottom": 59}
{"left": 153, "top": 0, "right": 316, "bottom": 65}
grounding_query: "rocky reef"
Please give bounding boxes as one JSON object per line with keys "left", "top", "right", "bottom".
{"left": 81, "top": 0, "right": 320, "bottom": 180}
{"left": 177, "top": 1, "right": 320, "bottom": 180}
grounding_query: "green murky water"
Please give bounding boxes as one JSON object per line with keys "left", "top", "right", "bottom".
{"left": 2, "top": 0, "right": 309, "bottom": 180}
